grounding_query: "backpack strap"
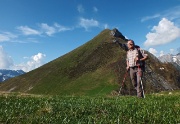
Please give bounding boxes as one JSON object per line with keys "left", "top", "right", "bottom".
{"left": 135, "top": 47, "right": 146, "bottom": 72}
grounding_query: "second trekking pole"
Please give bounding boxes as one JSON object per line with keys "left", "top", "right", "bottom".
{"left": 119, "top": 70, "right": 129, "bottom": 95}
{"left": 138, "top": 65, "right": 145, "bottom": 98}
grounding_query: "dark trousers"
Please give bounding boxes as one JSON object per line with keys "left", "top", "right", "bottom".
{"left": 129, "top": 67, "right": 144, "bottom": 98}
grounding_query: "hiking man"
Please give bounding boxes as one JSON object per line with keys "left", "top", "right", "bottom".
{"left": 126, "top": 39, "right": 148, "bottom": 98}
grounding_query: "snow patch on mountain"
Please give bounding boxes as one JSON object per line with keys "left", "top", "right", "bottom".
{"left": 0, "top": 69, "right": 25, "bottom": 82}
{"left": 158, "top": 53, "right": 180, "bottom": 66}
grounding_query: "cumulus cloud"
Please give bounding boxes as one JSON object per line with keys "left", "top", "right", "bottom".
{"left": 148, "top": 48, "right": 176, "bottom": 57}
{"left": 0, "top": 46, "right": 46, "bottom": 72}
{"left": 79, "top": 17, "right": 99, "bottom": 31}
{"left": 0, "top": 46, "right": 13, "bottom": 69}
{"left": 13, "top": 53, "right": 46, "bottom": 72}
{"left": 17, "top": 26, "right": 41, "bottom": 35}
{"left": 144, "top": 18, "right": 180, "bottom": 47}
{"left": 0, "top": 32, "right": 17, "bottom": 42}
{"left": 77, "top": 4, "right": 84, "bottom": 13}
{"left": 149, "top": 48, "right": 158, "bottom": 56}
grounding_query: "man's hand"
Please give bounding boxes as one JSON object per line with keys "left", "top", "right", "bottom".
{"left": 134, "top": 57, "right": 139, "bottom": 62}
{"left": 126, "top": 66, "right": 129, "bottom": 71}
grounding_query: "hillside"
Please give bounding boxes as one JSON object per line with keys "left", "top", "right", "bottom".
{"left": 0, "top": 29, "right": 179, "bottom": 96}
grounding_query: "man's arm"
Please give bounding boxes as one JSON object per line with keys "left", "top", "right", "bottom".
{"left": 126, "top": 53, "right": 130, "bottom": 70}
{"left": 126, "top": 60, "right": 129, "bottom": 70}
{"left": 140, "top": 49, "right": 148, "bottom": 61}
{"left": 135, "top": 49, "right": 148, "bottom": 62}
{"left": 140, "top": 55, "right": 148, "bottom": 61}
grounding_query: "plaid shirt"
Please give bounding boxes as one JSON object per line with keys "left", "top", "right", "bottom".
{"left": 127, "top": 48, "right": 139, "bottom": 67}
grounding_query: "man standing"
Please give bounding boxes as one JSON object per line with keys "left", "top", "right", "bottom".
{"left": 126, "top": 39, "right": 148, "bottom": 98}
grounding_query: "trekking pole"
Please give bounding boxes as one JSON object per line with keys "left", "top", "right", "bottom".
{"left": 119, "top": 70, "right": 129, "bottom": 95}
{"left": 138, "top": 65, "right": 145, "bottom": 98}
{"left": 140, "top": 77, "right": 145, "bottom": 98}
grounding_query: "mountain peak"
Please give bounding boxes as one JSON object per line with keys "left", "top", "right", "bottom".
{"left": 0, "top": 29, "right": 179, "bottom": 96}
{"left": 111, "top": 28, "right": 126, "bottom": 41}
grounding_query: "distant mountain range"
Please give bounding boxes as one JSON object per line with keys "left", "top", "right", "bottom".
{"left": 0, "top": 69, "right": 25, "bottom": 82}
{"left": 158, "top": 53, "right": 180, "bottom": 66}
{"left": 1, "top": 54, "right": 178, "bottom": 84}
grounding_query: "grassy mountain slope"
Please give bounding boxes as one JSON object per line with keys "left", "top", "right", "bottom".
{"left": 0, "top": 29, "right": 179, "bottom": 96}
{"left": 0, "top": 29, "right": 126, "bottom": 96}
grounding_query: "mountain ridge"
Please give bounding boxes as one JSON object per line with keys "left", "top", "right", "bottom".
{"left": 0, "top": 29, "right": 179, "bottom": 96}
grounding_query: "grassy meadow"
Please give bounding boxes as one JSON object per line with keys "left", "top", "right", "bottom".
{"left": 0, "top": 29, "right": 180, "bottom": 123}
{"left": 0, "top": 91, "right": 179, "bottom": 124}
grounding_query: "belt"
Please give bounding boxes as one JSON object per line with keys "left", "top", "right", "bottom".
{"left": 130, "top": 66, "right": 138, "bottom": 69}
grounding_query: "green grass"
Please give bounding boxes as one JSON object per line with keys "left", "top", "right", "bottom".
{"left": 1, "top": 28, "right": 179, "bottom": 97}
{"left": 0, "top": 91, "right": 179, "bottom": 123}
{"left": 0, "top": 29, "right": 124, "bottom": 96}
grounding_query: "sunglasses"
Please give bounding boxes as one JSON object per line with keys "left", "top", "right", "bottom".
{"left": 128, "top": 44, "right": 133, "bottom": 46}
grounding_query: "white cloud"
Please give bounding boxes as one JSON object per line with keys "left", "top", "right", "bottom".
{"left": 0, "top": 46, "right": 46, "bottom": 71}
{"left": 160, "top": 51, "right": 164, "bottom": 57}
{"left": 13, "top": 53, "right": 46, "bottom": 72}
{"left": 40, "top": 23, "right": 56, "bottom": 36}
{"left": 32, "top": 53, "right": 45, "bottom": 62}
{"left": 141, "top": 6, "right": 180, "bottom": 22}
{"left": 93, "top": 6, "right": 98, "bottom": 12}
{"left": 54, "top": 23, "right": 73, "bottom": 32}
{"left": 170, "top": 49, "right": 174, "bottom": 54}
{"left": 79, "top": 17, "right": 99, "bottom": 31}
{"left": 144, "top": 18, "right": 180, "bottom": 47}
{"left": 162, "top": 6, "right": 180, "bottom": 21}
{"left": 77, "top": 4, "right": 84, "bottom": 13}
{"left": 148, "top": 48, "right": 176, "bottom": 57}
{"left": 149, "top": 48, "right": 158, "bottom": 56}
{"left": 0, "top": 32, "right": 17, "bottom": 42}
{"left": 17, "top": 23, "right": 73, "bottom": 37}
{"left": 104, "top": 24, "right": 109, "bottom": 29}
{"left": 17, "top": 26, "right": 41, "bottom": 35}
{"left": 0, "top": 34, "right": 9, "bottom": 42}
{"left": 0, "top": 46, "right": 13, "bottom": 69}
{"left": 141, "top": 14, "right": 161, "bottom": 22}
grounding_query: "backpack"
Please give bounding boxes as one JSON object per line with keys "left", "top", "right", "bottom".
{"left": 134, "top": 45, "right": 146, "bottom": 72}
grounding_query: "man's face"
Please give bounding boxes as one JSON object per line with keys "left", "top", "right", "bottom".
{"left": 127, "top": 41, "right": 134, "bottom": 49}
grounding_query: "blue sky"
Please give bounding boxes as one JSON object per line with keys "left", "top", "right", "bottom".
{"left": 0, "top": 0, "right": 180, "bottom": 72}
